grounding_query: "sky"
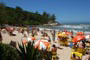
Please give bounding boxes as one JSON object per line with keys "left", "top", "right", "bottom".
{"left": 0, "top": 0, "right": 90, "bottom": 24}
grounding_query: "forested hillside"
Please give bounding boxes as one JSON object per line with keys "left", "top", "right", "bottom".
{"left": 0, "top": 3, "right": 56, "bottom": 25}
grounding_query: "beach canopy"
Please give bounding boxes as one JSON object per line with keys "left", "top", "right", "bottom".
{"left": 72, "top": 35, "right": 85, "bottom": 43}
{"left": 34, "top": 40, "right": 50, "bottom": 50}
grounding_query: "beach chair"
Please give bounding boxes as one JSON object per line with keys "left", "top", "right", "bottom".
{"left": 71, "top": 52, "right": 83, "bottom": 59}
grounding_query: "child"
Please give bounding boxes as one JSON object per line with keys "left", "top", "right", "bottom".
{"left": 51, "top": 44, "right": 57, "bottom": 60}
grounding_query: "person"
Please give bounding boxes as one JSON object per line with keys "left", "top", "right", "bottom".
{"left": 85, "top": 34, "right": 90, "bottom": 46}
{"left": 52, "top": 44, "right": 57, "bottom": 52}
{"left": 76, "top": 56, "right": 81, "bottom": 60}
{"left": 0, "top": 28, "right": 2, "bottom": 43}
{"left": 44, "top": 33, "right": 51, "bottom": 42}
{"left": 69, "top": 42, "right": 74, "bottom": 48}
{"left": 22, "top": 34, "right": 28, "bottom": 45}
{"left": 57, "top": 33, "right": 61, "bottom": 48}
{"left": 52, "top": 30, "right": 56, "bottom": 42}
{"left": 23, "top": 30, "right": 29, "bottom": 37}
{"left": 77, "top": 41, "right": 85, "bottom": 53}
{"left": 51, "top": 44, "right": 57, "bottom": 60}
{"left": 82, "top": 52, "right": 90, "bottom": 60}
{"left": 71, "top": 54, "right": 77, "bottom": 60}
{"left": 31, "top": 34, "right": 36, "bottom": 42}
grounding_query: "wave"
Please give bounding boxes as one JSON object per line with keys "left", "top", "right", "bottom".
{"left": 38, "top": 24, "right": 90, "bottom": 34}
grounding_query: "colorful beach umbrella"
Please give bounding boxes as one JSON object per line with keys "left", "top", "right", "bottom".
{"left": 72, "top": 35, "right": 85, "bottom": 43}
{"left": 58, "top": 32, "right": 67, "bottom": 37}
{"left": 76, "top": 32, "right": 84, "bottom": 35}
{"left": 65, "top": 32, "right": 72, "bottom": 36}
{"left": 22, "top": 40, "right": 27, "bottom": 45}
{"left": 34, "top": 40, "right": 50, "bottom": 50}
{"left": 27, "top": 37, "right": 36, "bottom": 42}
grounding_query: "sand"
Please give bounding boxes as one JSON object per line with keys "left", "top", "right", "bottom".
{"left": 1, "top": 30, "right": 71, "bottom": 60}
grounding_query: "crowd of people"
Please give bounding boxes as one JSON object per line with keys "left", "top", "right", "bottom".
{"left": 57, "top": 30, "right": 90, "bottom": 60}
{"left": 0, "top": 26, "right": 90, "bottom": 60}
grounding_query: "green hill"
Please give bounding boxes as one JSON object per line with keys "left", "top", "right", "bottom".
{"left": 0, "top": 3, "right": 56, "bottom": 25}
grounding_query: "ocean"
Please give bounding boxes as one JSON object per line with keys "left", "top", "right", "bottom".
{"left": 38, "top": 24, "right": 90, "bottom": 35}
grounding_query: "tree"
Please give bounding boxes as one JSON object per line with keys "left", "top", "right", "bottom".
{"left": 16, "top": 6, "right": 23, "bottom": 12}
{"left": 0, "top": 3, "right": 57, "bottom": 25}
{"left": 41, "top": 12, "right": 50, "bottom": 24}
{"left": 50, "top": 14, "right": 56, "bottom": 22}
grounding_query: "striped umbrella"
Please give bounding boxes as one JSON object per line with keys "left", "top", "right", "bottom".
{"left": 34, "top": 40, "right": 50, "bottom": 50}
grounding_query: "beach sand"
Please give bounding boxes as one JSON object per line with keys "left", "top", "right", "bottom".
{"left": 1, "top": 30, "right": 71, "bottom": 60}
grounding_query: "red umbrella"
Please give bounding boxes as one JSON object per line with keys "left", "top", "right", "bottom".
{"left": 72, "top": 35, "right": 85, "bottom": 43}
{"left": 76, "top": 32, "right": 84, "bottom": 35}
{"left": 65, "top": 32, "right": 72, "bottom": 36}
{"left": 22, "top": 40, "right": 27, "bottom": 45}
{"left": 34, "top": 40, "right": 50, "bottom": 50}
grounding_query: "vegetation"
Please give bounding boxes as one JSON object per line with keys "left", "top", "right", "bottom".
{"left": 0, "top": 3, "right": 56, "bottom": 25}
{"left": 17, "top": 42, "right": 42, "bottom": 60}
{"left": 17, "top": 42, "right": 52, "bottom": 60}
{"left": 0, "top": 42, "right": 52, "bottom": 60}
{"left": 0, "top": 43, "right": 20, "bottom": 60}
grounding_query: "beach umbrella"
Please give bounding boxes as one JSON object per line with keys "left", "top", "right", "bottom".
{"left": 32, "top": 37, "right": 36, "bottom": 40}
{"left": 22, "top": 40, "right": 27, "bottom": 45}
{"left": 58, "top": 32, "right": 67, "bottom": 37}
{"left": 34, "top": 40, "right": 50, "bottom": 50}
{"left": 27, "top": 37, "right": 36, "bottom": 42}
{"left": 72, "top": 35, "right": 85, "bottom": 43}
{"left": 65, "top": 32, "right": 72, "bottom": 36}
{"left": 76, "top": 32, "right": 84, "bottom": 35}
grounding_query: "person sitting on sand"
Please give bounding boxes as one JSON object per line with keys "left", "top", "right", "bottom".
{"left": 71, "top": 54, "right": 77, "bottom": 60}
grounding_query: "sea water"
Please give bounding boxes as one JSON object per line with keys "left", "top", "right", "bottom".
{"left": 38, "top": 24, "right": 90, "bottom": 35}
